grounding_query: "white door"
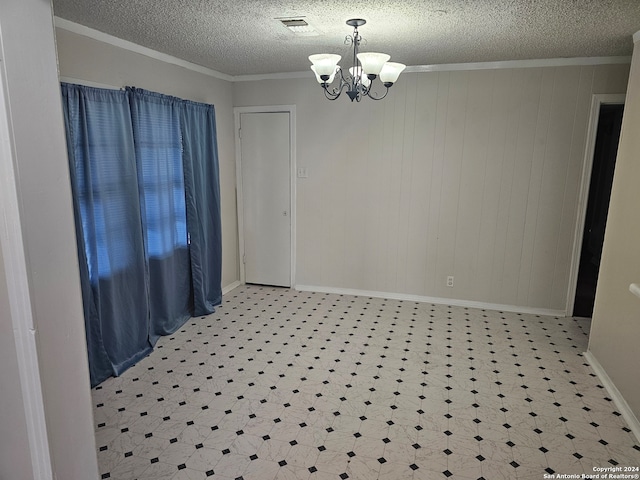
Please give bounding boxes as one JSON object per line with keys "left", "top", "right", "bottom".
{"left": 240, "top": 112, "right": 291, "bottom": 287}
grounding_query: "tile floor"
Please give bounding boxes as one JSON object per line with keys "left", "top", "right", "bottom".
{"left": 93, "top": 285, "right": 640, "bottom": 479}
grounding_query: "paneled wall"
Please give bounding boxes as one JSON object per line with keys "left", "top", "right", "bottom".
{"left": 54, "top": 23, "right": 630, "bottom": 313}
{"left": 234, "top": 64, "right": 629, "bottom": 312}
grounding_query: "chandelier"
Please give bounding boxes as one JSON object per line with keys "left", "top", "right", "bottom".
{"left": 309, "top": 19, "right": 406, "bottom": 102}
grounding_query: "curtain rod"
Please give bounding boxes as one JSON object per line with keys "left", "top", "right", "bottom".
{"left": 59, "top": 76, "right": 123, "bottom": 90}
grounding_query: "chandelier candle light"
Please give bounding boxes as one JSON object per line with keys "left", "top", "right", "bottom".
{"left": 309, "top": 18, "right": 406, "bottom": 102}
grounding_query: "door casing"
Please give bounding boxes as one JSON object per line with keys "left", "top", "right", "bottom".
{"left": 234, "top": 105, "right": 296, "bottom": 287}
{"left": 566, "top": 94, "right": 625, "bottom": 317}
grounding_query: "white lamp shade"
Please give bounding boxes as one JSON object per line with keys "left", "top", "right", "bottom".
{"left": 311, "top": 65, "right": 339, "bottom": 84}
{"left": 309, "top": 54, "right": 341, "bottom": 77}
{"left": 356, "top": 52, "right": 390, "bottom": 76}
{"left": 379, "top": 62, "right": 406, "bottom": 84}
{"left": 349, "top": 66, "right": 370, "bottom": 88}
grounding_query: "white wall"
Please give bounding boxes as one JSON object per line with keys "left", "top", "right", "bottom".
{"left": 0, "top": 0, "right": 99, "bottom": 478}
{"left": 55, "top": 27, "right": 240, "bottom": 288}
{"left": 590, "top": 35, "right": 640, "bottom": 421}
{"left": 0, "top": 247, "right": 34, "bottom": 480}
{"left": 234, "top": 64, "right": 629, "bottom": 312}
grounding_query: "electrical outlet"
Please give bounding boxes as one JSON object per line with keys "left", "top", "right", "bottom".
{"left": 446, "top": 276, "right": 454, "bottom": 287}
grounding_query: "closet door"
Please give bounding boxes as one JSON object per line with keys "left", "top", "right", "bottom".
{"left": 240, "top": 111, "right": 291, "bottom": 287}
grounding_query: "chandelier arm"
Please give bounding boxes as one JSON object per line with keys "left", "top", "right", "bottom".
{"left": 337, "top": 66, "right": 349, "bottom": 85}
{"left": 322, "top": 85, "right": 341, "bottom": 101}
{"left": 321, "top": 72, "right": 350, "bottom": 100}
{"left": 364, "top": 85, "right": 390, "bottom": 101}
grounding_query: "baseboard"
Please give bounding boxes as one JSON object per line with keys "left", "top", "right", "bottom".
{"left": 584, "top": 351, "right": 640, "bottom": 443}
{"left": 222, "top": 280, "right": 242, "bottom": 295}
{"left": 294, "top": 285, "right": 566, "bottom": 317}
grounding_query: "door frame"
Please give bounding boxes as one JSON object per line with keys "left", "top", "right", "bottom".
{"left": 234, "top": 105, "right": 296, "bottom": 287}
{"left": 566, "top": 93, "right": 625, "bottom": 316}
{"left": 0, "top": 50, "right": 53, "bottom": 477}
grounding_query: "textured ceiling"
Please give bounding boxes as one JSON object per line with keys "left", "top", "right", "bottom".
{"left": 52, "top": 0, "right": 640, "bottom": 76}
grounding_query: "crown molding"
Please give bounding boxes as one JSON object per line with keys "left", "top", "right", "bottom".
{"left": 54, "top": 17, "right": 633, "bottom": 84}
{"left": 54, "top": 17, "right": 234, "bottom": 82}
{"left": 405, "top": 56, "right": 631, "bottom": 73}
{"left": 235, "top": 56, "right": 631, "bottom": 82}
{"left": 233, "top": 71, "right": 314, "bottom": 82}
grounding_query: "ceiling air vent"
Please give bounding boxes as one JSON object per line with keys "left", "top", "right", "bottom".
{"left": 278, "top": 18, "right": 319, "bottom": 36}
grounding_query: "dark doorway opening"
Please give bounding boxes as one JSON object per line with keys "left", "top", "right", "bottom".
{"left": 573, "top": 104, "right": 624, "bottom": 318}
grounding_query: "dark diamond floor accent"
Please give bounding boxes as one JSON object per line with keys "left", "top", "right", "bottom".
{"left": 90, "top": 286, "right": 638, "bottom": 480}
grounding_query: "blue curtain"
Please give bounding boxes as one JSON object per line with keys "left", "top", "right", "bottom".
{"left": 128, "top": 88, "right": 192, "bottom": 344}
{"left": 61, "top": 83, "right": 222, "bottom": 387}
{"left": 61, "top": 84, "right": 152, "bottom": 386}
{"left": 181, "top": 100, "right": 222, "bottom": 315}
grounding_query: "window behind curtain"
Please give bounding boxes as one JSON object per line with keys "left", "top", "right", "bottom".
{"left": 62, "top": 83, "right": 222, "bottom": 387}
{"left": 128, "top": 88, "right": 192, "bottom": 343}
{"left": 129, "top": 90, "right": 188, "bottom": 258}
{"left": 61, "top": 84, "right": 152, "bottom": 386}
{"left": 71, "top": 92, "right": 142, "bottom": 280}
